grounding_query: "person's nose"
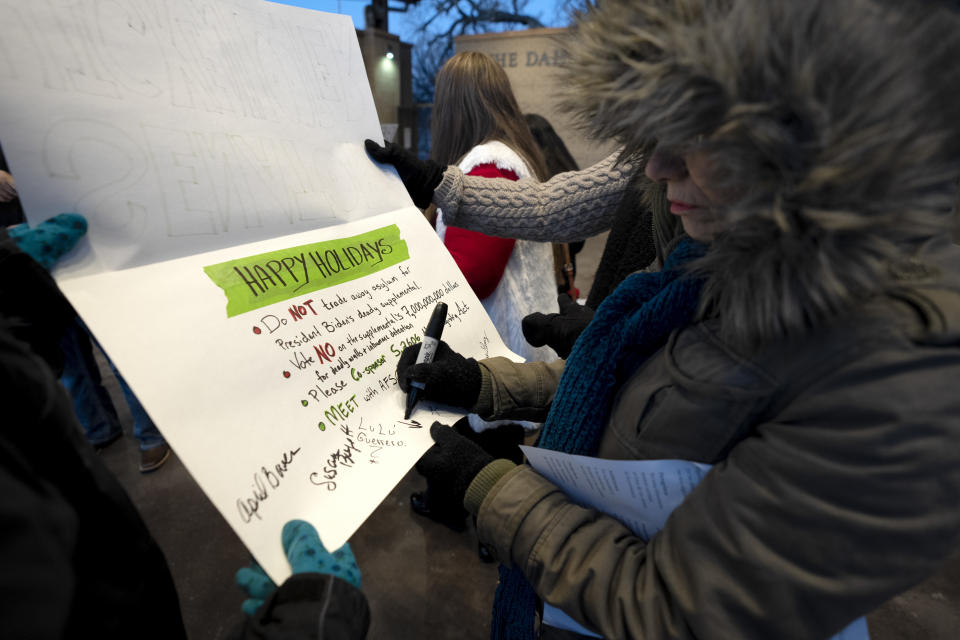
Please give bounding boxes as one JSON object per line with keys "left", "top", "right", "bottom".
{"left": 645, "top": 147, "right": 688, "bottom": 182}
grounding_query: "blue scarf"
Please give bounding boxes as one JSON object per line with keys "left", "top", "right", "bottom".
{"left": 490, "top": 238, "right": 706, "bottom": 639}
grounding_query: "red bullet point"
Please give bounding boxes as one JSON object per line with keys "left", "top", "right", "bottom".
{"left": 283, "top": 371, "right": 291, "bottom": 378}
{"left": 252, "top": 326, "right": 261, "bottom": 335}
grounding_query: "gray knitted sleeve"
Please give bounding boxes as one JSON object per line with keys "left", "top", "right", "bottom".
{"left": 433, "top": 150, "right": 633, "bottom": 243}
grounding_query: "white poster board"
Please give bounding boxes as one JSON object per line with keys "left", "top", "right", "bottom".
{"left": 61, "top": 206, "right": 516, "bottom": 582}
{"left": 0, "top": 0, "right": 410, "bottom": 275}
{"left": 0, "top": 1, "right": 519, "bottom": 584}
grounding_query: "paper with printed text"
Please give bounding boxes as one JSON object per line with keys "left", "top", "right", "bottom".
{"left": 520, "top": 447, "right": 869, "bottom": 640}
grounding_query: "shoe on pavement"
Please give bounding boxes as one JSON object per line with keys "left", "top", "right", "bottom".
{"left": 139, "top": 444, "right": 170, "bottom": 473}
{"left": 93, "top": 431, "right": 122, "bottom": 453}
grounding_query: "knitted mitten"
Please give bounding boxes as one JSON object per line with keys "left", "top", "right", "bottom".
{"left": 235, "top": 520, "right": 362, "bottom": 616}
{"left": 282, "top": 520, "right": 362, "bottom": 590}
{"left": 235, "top": 561, "right": 276, "bottom": 616}
{"left": 8, "top": 213, "right": 87, "bottom": 270}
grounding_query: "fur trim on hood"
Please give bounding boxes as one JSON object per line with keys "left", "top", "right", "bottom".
{"left": 563, "top": 0, "right": 960, "bottom": 346}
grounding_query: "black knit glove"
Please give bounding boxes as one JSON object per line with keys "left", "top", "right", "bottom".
{"left": 409, "top": 417, "right": 522, "bottom": 530}
{"left": 364, "top": 139, "right": 445, "bottom": 209}
{"left": 461, "top": 420, "right": 525, "bottom": 465}
{"left": 415, "top": 422, "right": 495, "bottom": 511}
{"left": 522, "top": 294, "right": 595, "bottom": 358}
{"left": 397, "top": 341, "right": 481, "bottom": 409}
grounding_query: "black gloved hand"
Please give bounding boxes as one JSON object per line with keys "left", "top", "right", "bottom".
{"left": 415, "top": 422, "right": 495, "bottom": 511}
{"left": 397, "top": 341, "right": 481, "bottom": 409}
{"left": 410, "top": 417, "right": 522, "bottom": 531}
{"left": 521, "top": 294, "right": 595, "bottom": 358}
{"left": 364, "top": 139, "right": 445, "bottom": 209}
{"left": 454, "top": 418, "right": 525, "bottom": 465}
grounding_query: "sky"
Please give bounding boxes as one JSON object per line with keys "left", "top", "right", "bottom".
{"left": 267, "top": 0, "right": 568, "bottom": 43}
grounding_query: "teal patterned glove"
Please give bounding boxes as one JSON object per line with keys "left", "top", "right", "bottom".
{"left": 282, "top": 519, "right": 362, "bottom": 589}
{"left": 235, "top": 519, "right": 362, "bottom": 616}
{"left": 235, "top": 560, "right": 275, "bottom": 616}
{"left": 8, "top": 213, "right": 87, "bottom": 270}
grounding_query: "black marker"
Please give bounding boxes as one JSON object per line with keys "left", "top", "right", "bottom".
{"left": 404, "top": 302, "right": 447, "bottom": 420}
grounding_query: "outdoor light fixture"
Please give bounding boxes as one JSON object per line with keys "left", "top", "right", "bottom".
{"left": 385, "top": 45, "right": 395, "bottom": 60}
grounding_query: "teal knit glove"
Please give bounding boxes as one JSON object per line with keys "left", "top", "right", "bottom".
{"left": 282, "top": 519, "right": 362, "bottom": 587}
{"left": 235, "top": 519, "right": 362, "bottom": 616}
{"left": 8, "top": 213, "right": 87, "bottom": 270}
{"left": 235, "top": 561, "right": 276, "bottom": 616}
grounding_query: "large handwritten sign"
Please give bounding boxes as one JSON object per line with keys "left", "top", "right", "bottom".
{"left": 0, "top": 0, "right": 409, "bottom": 275}
{"left": 0, "top": 1, "right": 522, "bottom": 585}
{"left": 58, "top": 207, "right": 517, "bottom": 582}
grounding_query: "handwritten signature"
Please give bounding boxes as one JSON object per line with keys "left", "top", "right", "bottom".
{"left": 308, "top": 425, "right": 362, "bottom": 491}
{"left": 236, "top": 447, "right": 302, "bottom": 524}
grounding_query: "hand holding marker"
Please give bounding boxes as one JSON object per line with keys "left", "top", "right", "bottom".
{"left": 404, "top": 302, "right": 448, "bottom": 419}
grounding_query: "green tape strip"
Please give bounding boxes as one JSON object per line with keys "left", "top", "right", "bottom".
{"left": 204, "top": 225, "right": 409, "bottom": 317}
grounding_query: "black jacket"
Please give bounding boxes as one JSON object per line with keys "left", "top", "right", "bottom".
{"left": 233, "top": 573, "right": 370, "bottom": 640}
{"left": 0, "top": 323, "right": 187, "bottom": 639}
{"left": 0, "top": 228, "right": 75, "bottom": 374}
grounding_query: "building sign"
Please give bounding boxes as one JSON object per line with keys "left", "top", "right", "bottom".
{"left": 456, "top": 28, "right": 616, "bottom": 170}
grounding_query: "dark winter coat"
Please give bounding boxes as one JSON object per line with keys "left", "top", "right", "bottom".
{"left": 464, "top": 0, "right": 960, "bottom": 637}
{"left": 0, "top": 322, "right": 187, "bottom": 638}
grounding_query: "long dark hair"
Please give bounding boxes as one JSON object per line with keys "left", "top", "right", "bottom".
{"left": 431, "top": 52, "right": 549, "bottom": 181}
{"left": 524, "top": 113, "right": 580, "bottom": 178}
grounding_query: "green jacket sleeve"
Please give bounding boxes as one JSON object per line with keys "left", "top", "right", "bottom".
{"left": 474, "top": 357, "right": 566, "bottom": 423}
{"left": 475, "top": 344, "right": 960, "bottom": 639}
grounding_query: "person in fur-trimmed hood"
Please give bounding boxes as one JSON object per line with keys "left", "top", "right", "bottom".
{"left": 393, "top": 0, "right": 960, "bottom": 638}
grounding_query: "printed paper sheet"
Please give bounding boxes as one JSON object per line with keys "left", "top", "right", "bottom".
{"left": 520, "top": 447, "right": 869, "bottom": 640}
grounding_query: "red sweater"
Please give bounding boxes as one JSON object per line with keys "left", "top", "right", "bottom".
{"left": 443, "top": 163, "right": 518, "bottom": 299}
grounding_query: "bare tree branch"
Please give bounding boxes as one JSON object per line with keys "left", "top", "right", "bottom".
{"left": 414, "top": 0, "right": 544, "bottom": 34}
{"left": 406, "top": 0, "right": 562, "bottom": 154}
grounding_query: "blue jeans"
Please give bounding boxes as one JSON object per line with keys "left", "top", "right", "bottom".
{"left": 60, "top": 320, "right": 166, "bottom": 451}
